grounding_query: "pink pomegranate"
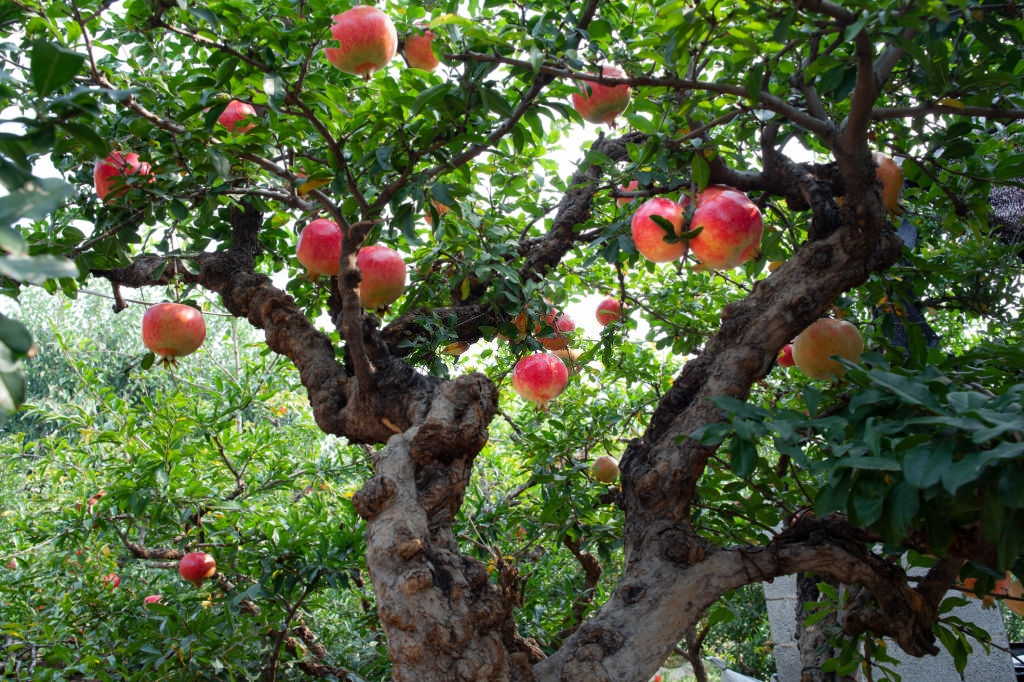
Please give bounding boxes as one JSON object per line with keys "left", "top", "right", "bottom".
{"left": 178, "top": 551, "right": 216, "bottom": 588}
{"left": 142, "top": 303, "right": 207, "bottom": 362}
{"left": 571, "top": 64, "right": 631, "bottom": 126}
{"left": 217, "top": 99, "right": 256, "bottom": 134}
{"left": 595, "top": 297, "right": 623, "bottom": 326}
{"left": 296, "top": 219, "right": 343, "bottom": 278}
{"left": 94, "top": 151, "right": 153, "bottom": 202}
{"left": 324, "top": 6, "right": 397, "bottom": 78}
{"left": 403, "top": 22, "right": 439, "bottom": 71}
{"left": 357, "top": 244, "right": 406, "bottom": 309}
{"left": 688, "top": 188, "right": 763, "bottom": 270}
{"left": 512, "top": 352, "right": 569, "bottom": 410}
{"left": 631, "top": 197, "right": 689, "bottom": 263}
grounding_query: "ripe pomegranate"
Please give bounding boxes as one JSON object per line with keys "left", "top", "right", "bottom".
{"left": 571, "top": 64, "right": 631, "bottom": 126}
{"left": 617, "top": 179, "right": 639, "bottom": 206}
{"left": 595, "top": 297, "right": 623, "bottom": 326}
{"left": 551, "top": 348, "right": 582, "bottom": 376}
{"left": 178, "top": 551, "right": 217, "bottom": 587}
{"left": 631, "top": 197, "right": 689, "bottom": 263}
{"left": 403, "top": 22, "right": 439, "bottom": 71}
{"left": 94, "top": 151, "right": 153, "bottom": 202}
{"left": 777, "top": 343, "right": 795, "bottom": 368}
{"left": 873, "top": 151, "right": 903, "bottom": 215}
{"left": 217, "top": 99, "right": 256, "bottom": 134}
{"left": 324, "top": 6, "right": 397, "bottom": 78}
{"left": 142, "top": 302, "right": 207, "bottom": 363}
{"left": 296, "top": 218, "right": 343, "bottom": 278}
{"left": 688, "top": 188, "right": 763, "bottom": 270}
{"left": 101, "top": 573, "right": 119, "bottom": 589}
{"left": 144, "top": 594, "right": 162, "bottom": 605}
{"left": 357, "top": 244, "right": 406, "bottom": 309}
{"left": 695, "top": 184, "right": 732, "bottom": 205}
{"left": 539, "top": 310, "right": 575, "bottom": 351}
{"left": 591, "top": 455, "right": 619, "bottom": 483}
{"left": 791, "top": 318, "right": 863, "bottom": 380}
{"left": 512, "top": 352, "right": 569, "bottom": 410}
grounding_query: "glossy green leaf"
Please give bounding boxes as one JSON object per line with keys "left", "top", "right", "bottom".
{"left": 30, "top": 40, "right": 85, "bottom": 98}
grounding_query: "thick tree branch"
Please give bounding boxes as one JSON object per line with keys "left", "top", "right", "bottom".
{"left": 534, "top": 515, "right": 963, "bottom": 681}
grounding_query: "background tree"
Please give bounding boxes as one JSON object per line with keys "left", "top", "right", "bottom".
{"left": 3, "top": 1, "right": 1024, "bottom": 681}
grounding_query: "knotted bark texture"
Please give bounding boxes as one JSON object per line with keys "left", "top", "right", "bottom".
{"left": 351, "top": 373, "right": 533, "bottom": 681}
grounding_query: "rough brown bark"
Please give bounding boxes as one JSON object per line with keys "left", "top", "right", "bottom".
{"left": 796, "top": 574, "right": 851, "bottom": 682}
{"left": 350, "top": 373, "right": 536, "bottom": 681}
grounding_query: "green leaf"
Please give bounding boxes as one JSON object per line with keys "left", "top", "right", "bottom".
{"left": 411, "top": 82, "right": 456, "bottom": 117}
{"left": 208, "top": 148, "right": 232, "bottom": 179}
{"left": 885, "top": 481, "right": 919, "bottom": 540}
{"left": 60, "top": 122, "right": 110, "bottom": 158}
{"left": 169, "top": 199, "right": 189, "bottom": 221}
{"left": 0, "top": 178, "right": 74, "bottom": 228}
{"left": 429, "top": 182, "right": 454, "bottom": 207}
{"left": 843, "top": 14, "right": 869, "bottom": 42}
{"left": 0, "top": 226, "right": 27, "bottom": 255}
{"left": 648, "top": 214, "right": 678, "bottom": 240}
{"left": 729, "top": 438, "right": 758, "bottom": 478}
{"left": 0, "top": 158, "right": 34, "bottom": 191}
{"left": 0, "top": 254, "right": 79, "bottom": 285}
{"left": 902, "top": 440, "right": 954, "bottom": 488}
{"left": 0, "top": 315, "right": 33, "bottom": 355}
{"left": 188, "top": 6, "right": 220, "bottom": 30}
{"left": 691, "top": 154, "right": 710, "bottom": 190}
{"left": 866, "top": 369, "right": 943, "bottom": 410}
{"left": 815, "top": 469, "right": 852, "bottom": 516}
{"left": 0, "top": 343, "right": 26, "bottom": 424}
{"left": 30, "top": 40, "right": 86, "bottom": 98}
{"left": 830, "top": 456, "right": 901, "bottom": 472}
{"left": 375, "top": 145, "right": 394, "bottom": 171}
{"left": 263, "top": 73, "right": 285, "bottom": 105}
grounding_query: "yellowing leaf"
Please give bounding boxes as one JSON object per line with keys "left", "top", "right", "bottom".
{"left": 937, "top": 98, "right": 965, "bottom": 110}
{"left": 297, "top": 178, "right": 332, "bottom": 196}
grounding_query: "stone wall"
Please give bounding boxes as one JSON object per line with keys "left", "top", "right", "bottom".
{"left": 764, "top": 575, "right": 1017, "bottom": 681}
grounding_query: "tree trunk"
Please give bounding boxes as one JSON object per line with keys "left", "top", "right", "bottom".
{"left": 351, "top": 373, "right": 540, "bottom": 681}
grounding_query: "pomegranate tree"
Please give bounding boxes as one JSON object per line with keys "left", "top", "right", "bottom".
{"left": 178, "top": 551, "right": 217, "bottom": 587}
{"left": 511, "top": 352, "right": 569, "bottom": 410}
{"left": 141, "top": 302, "right": 207, "bottom": 363}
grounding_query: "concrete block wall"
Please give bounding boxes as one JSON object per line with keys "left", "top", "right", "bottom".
{"left": 764, "top": 575, "right": 1017, "bottom": 682}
